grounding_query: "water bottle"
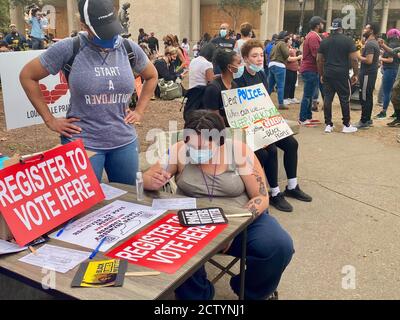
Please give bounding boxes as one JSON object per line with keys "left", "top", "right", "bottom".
{"left": 136, "top": 171, "right": 144, "bottom": 201}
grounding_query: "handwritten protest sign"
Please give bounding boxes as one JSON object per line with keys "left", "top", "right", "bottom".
{"left": 222, "top": 84, "right": 293, "bottom": 151}
{"left": 0, "top": 140, "right": 104, "bottom": 246}
{"left": 107, "top": 214, "right": 228, "bottom": 274}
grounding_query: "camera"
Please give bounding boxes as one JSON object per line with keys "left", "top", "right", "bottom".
{"left": 26, "top": 3, "right": 40, "bottom": 16}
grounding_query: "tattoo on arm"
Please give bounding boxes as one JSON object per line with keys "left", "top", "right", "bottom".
{"left": 247, "top": 197, "right": 264, "bottom": 217}
{"left": 252, "top": 169, "right": 268, "bottom": 196}
{"left": 247, "top": 200, "right": 258, "bottom": 217}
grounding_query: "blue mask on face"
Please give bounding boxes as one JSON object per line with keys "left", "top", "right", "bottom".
{"left": 220, "top": 29, "right": 227, "bottom": 38}
{"left": 233, "top": 65, "right": 245, "bottom": 79}
{"left": 92, "top": 35, "right": 119, "bottom": 49}
{"left": 189, "top": 147, "right": 214, "bottom": 164}
{"left": 249, "top": 64, "right": 264, "bottom": 73}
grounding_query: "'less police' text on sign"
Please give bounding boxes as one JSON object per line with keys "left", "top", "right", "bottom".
{"left": 222, "top": 84, "right": 293, "bottom": 151}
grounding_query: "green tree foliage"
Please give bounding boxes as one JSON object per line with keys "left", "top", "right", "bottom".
{"left": 217, "top": 0, "right": 266, "bottom": 31}
{"left": 343, "top": 0, "right": 382, "bottom": 27}
{"left": 0, "top": 0, "right": 11, "bottom": 33}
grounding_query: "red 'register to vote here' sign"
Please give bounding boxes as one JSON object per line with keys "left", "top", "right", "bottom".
{"left": 0, "top": 140, "right": 105, "bottom": 246}
{"left": 107, "top": 214, "right": 228, "bottom": 274}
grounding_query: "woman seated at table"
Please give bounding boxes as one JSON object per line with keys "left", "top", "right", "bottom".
{"left": 143, "top": 110, "right": 294, "bottom": 300}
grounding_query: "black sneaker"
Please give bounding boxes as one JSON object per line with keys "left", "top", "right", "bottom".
{"left": 284, "top": 185, "right": 313, "bottom": 202}
{"left": 390, "top": 113, "right": 397, "bottom": 118}
{"left": 387, "top": 119, "right": 400, "bottom": 127}
{"left": 355, "top": 121, "right": 370, "bottom": 129}
{"left": 269, "top": 193, "right": 293, "bottom": 212}
{"left": 374, "top": 111, "right": 387, "bottom": 119}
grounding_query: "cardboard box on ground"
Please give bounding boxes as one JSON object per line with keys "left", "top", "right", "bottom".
{"left": 0, "top": 146, "right": 96, "bottom": 242}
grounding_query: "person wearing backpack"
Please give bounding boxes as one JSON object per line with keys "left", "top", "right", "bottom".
{"left": 19, "top": 0, "right": 158, "bottom": 186}
{"left": 154, "top": 46, "right": 183, "bottom": 98}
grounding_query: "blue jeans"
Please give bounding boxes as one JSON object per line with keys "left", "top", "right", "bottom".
{"left": 31, "top": 36, "right": 44, "bottom": 50}
{"left": 300, "top": 71, "right": 319, "bottom": 122}
{"left": 382, "top": 68, "right": 398, "bottom": 111}
{"left": 268, "top": 66, "right": 286, "bottom": 106}
{"left": 313, "top": 77, "right": 324, "bottom": 102}
{"left": 61, "top": 137, "right": 139, "bottom": 185}
{"left": 175, "top": 212, "right": 294, "bottom": 300}
{"left": 264, "top": 67, "right": 269, "bottom": 81}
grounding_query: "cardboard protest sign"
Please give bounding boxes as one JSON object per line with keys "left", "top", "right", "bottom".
{"left": 107, "top": 214, "right": 228, "bottom": 274}
{"left": 0, "top": 50, "right": 70, "bottom": 130}
{"left": 0, "top": 140, "right": 105, "bottom": 246}
{"left": 222, "top": 84, "right": 293, "bottom": 151}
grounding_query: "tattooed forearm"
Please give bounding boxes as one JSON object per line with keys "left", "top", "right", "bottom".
{"left": 253, "top": 169, "right": 268, "bottom": 196}
{"left": 247, "top": 197, "right": 264, "bottom": 217}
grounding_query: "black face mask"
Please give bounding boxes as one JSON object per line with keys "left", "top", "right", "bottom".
{"left": 363, "top": 30, "right": 372, "bottom": 39}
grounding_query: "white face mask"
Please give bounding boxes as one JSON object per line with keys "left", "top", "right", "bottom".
{"left": 233, "top": 65, "right": 245, "bottom": 79}
{"left": 220, "top": 29, "right": 228, "bottom": 38}
{"left": 188, "top": 147, "right": 215, "bottom": 164}
{"left": 249, "top": 64, "right": 264, "bottom": 73}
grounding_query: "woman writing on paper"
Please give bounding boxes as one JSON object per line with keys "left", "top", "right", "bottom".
{"left": 19, "top": 0, "right": 158, "bottom": 186}
{"left": 143, "top": 110, "right": 294, "bottom": 300}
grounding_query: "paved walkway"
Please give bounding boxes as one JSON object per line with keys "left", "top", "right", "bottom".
{"left": 212, "top": 127, "right": 400, "bottom": 300}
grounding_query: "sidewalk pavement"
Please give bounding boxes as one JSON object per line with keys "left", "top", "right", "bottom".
{"left": 212, "top": 126, "right": 400, "bottom": 300}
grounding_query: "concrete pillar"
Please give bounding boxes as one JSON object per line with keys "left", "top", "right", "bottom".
{"left": 260, "top": 0, "right": 282, "bottom": 41}
{"left": 326, "top": 0, "right": 333, "bottom": 32}
{"left": 130, "top": 0, "right": 180, "bottom": 45}
{"left": 381, "top": 0, "right": 390, "bottom": 34}
{"left": 191, "top": 0, "right": 201, "bottom": 42}
{"left": 280, "top": 0, "right": 285, "bottom": 31}
{"left": 67, "top": 0, "right": 80, "bottom": 35}
{"left": 179, "top": 0, "right": 191, "bottom": 42}
{"left": 9, "top": 4, "right": 26, "bottom": 36}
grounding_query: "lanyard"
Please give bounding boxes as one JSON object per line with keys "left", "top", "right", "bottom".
{"left": 200, "top": 164, "right": 218, "bottom": 202}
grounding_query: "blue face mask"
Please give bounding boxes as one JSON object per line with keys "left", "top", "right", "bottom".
{"left": 233, "top": 65, "right": 245, "bottom": 79}
{"left": 249, "top": 64, "right": 264, "bottom": 73}
{"left": 188, "top": 147, "right": 214, "bottom": 164}
{"left": 92, "top": 35, "right": 119, "bottom": 49}
{"left": 220, "top": 29, "right": 227, "bottom": 38}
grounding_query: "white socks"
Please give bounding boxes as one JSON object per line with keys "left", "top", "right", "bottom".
{"left": 271, "top": 187, "right": 280, "bottom": 197}
{"left": 287, "top": 178, "right": 298, "bottom": 190}
{"left": 271, "top": 179, "right": 298, "bottom": 196}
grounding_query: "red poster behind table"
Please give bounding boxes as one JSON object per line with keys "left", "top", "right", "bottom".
{"left": 0, "top": 140, "right": 105, "bottom": 246}
{"left": 107, "top": 214, "right": 228, "bottom": 274}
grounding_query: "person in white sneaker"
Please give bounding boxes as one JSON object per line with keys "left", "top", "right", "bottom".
{"left": 284, "top": 35, "right": 302, "bottom": 106}
{"left": 317, "top": 18, "right": 359, "bottom": 134}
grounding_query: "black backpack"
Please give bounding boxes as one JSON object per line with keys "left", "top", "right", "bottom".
{"left": 181, "top": 79, "right": 222, "bottom": 121}
{"left": 62, "top": 36, "right": 137, "bottom": 83}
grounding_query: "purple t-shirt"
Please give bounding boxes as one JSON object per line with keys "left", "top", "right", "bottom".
{"left": 40, "top": 32, "right": 149, "bottom": 150}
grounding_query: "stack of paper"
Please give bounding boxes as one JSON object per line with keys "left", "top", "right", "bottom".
{"left": 0, "top": 239, "right": 27, "bottom": 255}
{"left": 19, "top": 244, "right": 90, "bottom": 273}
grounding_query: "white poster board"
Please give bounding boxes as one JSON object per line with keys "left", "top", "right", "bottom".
{"left": 0, "top": 50, "right": 70, "bottom": 130}
{"left": 50, "top": 200, "right": 166, "bottom": 252}
{"left": 222, "top": 84, "right": 293, "bottom": 151}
